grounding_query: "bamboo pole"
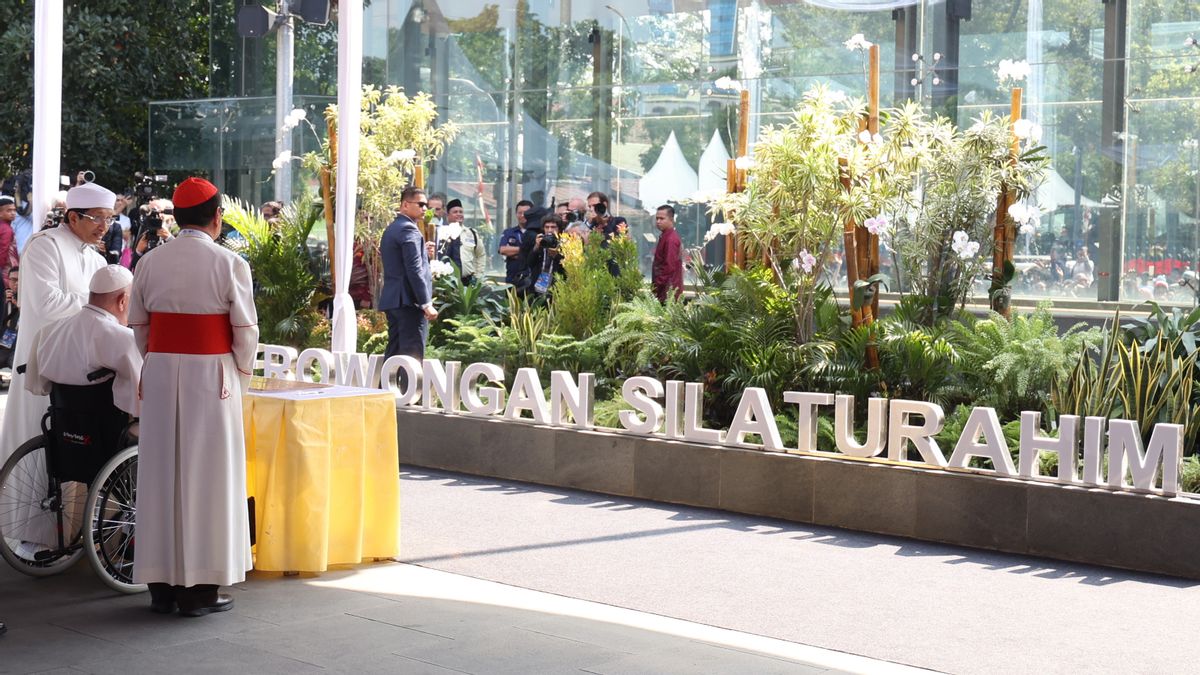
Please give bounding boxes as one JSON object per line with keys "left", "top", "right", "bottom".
{"left": 991, "top": 87, "right": 1022, "bottom": 317}
{"left": 321, "top": 117, "right": 338, "bottom": 290}
{"left": 840, "top": 157, "right": 863, "bottom": 329}
{"left": 866, "top": 44, "right": 882, "bottom": 323}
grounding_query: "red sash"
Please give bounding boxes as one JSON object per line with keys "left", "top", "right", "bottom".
{"left": 147, "top": 312, "right": 233, "bottom": 355}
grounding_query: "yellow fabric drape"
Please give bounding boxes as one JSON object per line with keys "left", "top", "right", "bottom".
{"left": 243, "top": 391, "right": 399, "bottom": 572}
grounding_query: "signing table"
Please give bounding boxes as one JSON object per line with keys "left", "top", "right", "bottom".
{"left": 242, "top": 380, "right": 399, "bottom": 572}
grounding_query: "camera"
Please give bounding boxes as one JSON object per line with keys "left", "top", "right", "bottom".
{"left": 139, "top": 205, "right": 168, "bottom": 251}
{"left": 593, "top": 202, "right": 608, "bottom": 217}
{"left": 541, "top": 232, "right": 559, "bottom": 250}
{"left": 564, "top": 209, "right": 585, "bottom": 224}
{"left": 43, "top": 206, "right": 65, "bottom": 229}
{"left": 133, "top": 172, "right": 168, "bottom": 201}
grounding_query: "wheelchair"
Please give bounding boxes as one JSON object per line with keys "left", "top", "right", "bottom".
{"left": 0, "top": 366, "right": 143, "bottom": 594}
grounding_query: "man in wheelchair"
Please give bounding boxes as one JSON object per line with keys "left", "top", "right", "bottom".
{"left": 25, "top": 264, "right": 142, "bottom": 464}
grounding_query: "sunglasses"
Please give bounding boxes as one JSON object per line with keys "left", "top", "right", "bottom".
{"left": 407, "top": 200, "right": 428, "bottom": 209}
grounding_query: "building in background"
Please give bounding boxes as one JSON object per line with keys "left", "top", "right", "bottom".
{"left": 149, "top": 0, "right": 1200, "bottom": 303}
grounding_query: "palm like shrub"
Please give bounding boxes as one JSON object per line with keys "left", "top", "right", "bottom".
{"left": 222, "top": 197, "right": 321, "bottom": 345}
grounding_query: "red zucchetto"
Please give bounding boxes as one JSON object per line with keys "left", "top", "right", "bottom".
{"left": 172, "top": 177, "right": 219, "bottom": 208}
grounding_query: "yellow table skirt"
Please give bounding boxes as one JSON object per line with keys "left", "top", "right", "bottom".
{"left": 243, "top": 388, "right": 400, "bottom": 572}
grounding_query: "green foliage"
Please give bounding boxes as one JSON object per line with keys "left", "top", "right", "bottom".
{"left": 593, "top": 390, "right": 632, "bottom": 430}
{"left": 302, "top": 86, "right": 458, "bottom": 303}
{"left": 0, "top": 1, "right": 211, "bottom": 183}
{"left": 1121, "top": 302, "right": 1200, "bottom": 358}
{"left": 1055, "top": 324, "right": 1200, "bottom": 454}
{"left": 222, "top": 196, "right": 321, "bottom": 346}
{"left": 597, "top": 294, "right": 674, "bottom": 376}
{"left": 428, "top": 317, "right": 510, "bottom": 367}
{"left": 955, "top": 305, "right": 1102, "bottom": 419}
{"left": 430, "top": 273, "right": 508, "bottom": 344}
{"left": 889, "top": 113, "right": 1049, "bottom": 323}
{"left": 806, "top": 299, "right": 968, "bottom": 408}
{"left": 639, "top": 267, "right": 818, "bottom": 419}
{"left": 551, "top": 231, "right": 644, "bottom": 339}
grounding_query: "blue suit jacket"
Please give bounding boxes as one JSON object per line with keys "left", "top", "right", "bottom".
{"left": 379, "top": 214, "right": 432, "bottom": 311}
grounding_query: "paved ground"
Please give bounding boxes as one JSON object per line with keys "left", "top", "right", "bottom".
{"left": 0, "top": 551, "right": 913, "bottom": 674}
{"left": 0, "top": 392, "right": 912, "bottom": 675}
{"left": 5, "top": 384, "right": 1198, "bottom": 674}
{"left": 398, "top": 468, "right": 1200, "bottom": 675}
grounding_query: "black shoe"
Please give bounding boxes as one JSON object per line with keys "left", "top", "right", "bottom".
{"left": 179, "top": 594, "right": 234, "bottom": 618}
{"left": 149, "top": 600, "right": 177, "bottom": 614}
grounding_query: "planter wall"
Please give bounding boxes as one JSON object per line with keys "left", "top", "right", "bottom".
{"left": 397, "top": 409, "right": 1200, "bottom": 579}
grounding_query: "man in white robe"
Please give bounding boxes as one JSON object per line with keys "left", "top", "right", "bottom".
{"left": 0, "top": 183, "right": 110, "bottom": 467}
{"left": 26, "top": 265, "right": 142, "bottom": 416}
{"left": 11, "top": 267, "right": 142, "bottom": 551}
{"left": 130, "top": 177, "right": 258, "bottom": 617}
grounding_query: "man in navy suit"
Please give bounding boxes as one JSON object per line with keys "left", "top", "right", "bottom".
{"left": 380, "top": 186, "right": 437, "bottom": 360}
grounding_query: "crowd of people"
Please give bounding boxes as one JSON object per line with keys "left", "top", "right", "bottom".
{"left": 378, "top": 187, "right": 685, "bottom": 363}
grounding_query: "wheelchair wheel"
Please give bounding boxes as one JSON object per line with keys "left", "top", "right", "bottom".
{"left": 85, "top": 446, "right": 145, "bottom": 594}
{"left": 0, "top": 435, "right": 86, "bottom": 576}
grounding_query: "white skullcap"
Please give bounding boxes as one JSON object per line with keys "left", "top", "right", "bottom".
{"left": 66, "top": 182, "right": 117, "bottom": 211}
{"left": 89, "top": 265, "right": 133, "bottom": 294}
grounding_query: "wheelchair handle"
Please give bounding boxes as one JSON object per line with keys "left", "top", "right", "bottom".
{"left": 87, "top": 368, "right": 115, "bottom": 382}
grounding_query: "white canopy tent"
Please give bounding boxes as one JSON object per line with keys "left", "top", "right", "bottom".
{"left": 638, "top": 131, "right": 698, "bottom": 213}
{"left": 697, "top": 129, "right": 730, "bottom": 196}
{"left": 1038, "top": 167, "right": 1100, "bottom": 211}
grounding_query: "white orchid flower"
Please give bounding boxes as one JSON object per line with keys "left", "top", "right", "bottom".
{"left": 844, "top": 34, "right": 872, "bottom": 51}
{"left": 714, "top": 76, "right": 742, "bottom": 92}
{"left": 430, "top": 260, "right": 455, "bottom": 278}
{"left": 271, "top": 151, "right": 293, "bottom": 170}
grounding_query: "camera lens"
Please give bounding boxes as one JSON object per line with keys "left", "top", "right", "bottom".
{"left": 594, "top": 202, "right": 607, "bottom": 216}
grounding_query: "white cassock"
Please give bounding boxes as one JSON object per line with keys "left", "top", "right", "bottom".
{"left": 129, "top": 229, "right": 259, "bottom": 588}
{"left": 0, "top": 226, "right": 105, "bottom": 465}
{"left": 24, "top": 305, "right": 143, "bottom": 416}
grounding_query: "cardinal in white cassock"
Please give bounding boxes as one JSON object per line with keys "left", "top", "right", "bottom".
{"left": 0, "top": 183, "right": 110, "bottom": 466}
{"left": 129, "top": 177, "right": 259, "bottom": 617}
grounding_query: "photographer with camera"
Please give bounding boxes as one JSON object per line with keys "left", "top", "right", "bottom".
{"left": 587, "top": 191, "right": 626, "bottom": 276}
{"left": 526, "top": 214, "right": 567, "bottom": 297}
{"left": 131, "top": 199, "right": 175, "bottom": 270}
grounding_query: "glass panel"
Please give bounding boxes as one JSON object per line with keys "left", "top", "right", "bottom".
{"left": 151, "top": 0, "right": 1200, "bottom": 302}
{"left": 1124, "top": 0, "right": 1200, "bottom": 304}
{"left": 949, "top": 0, "right": 1108, "bottom": 301}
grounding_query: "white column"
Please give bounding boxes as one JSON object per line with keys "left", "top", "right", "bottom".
{"left": 32, "top": 0, "right": 64, "bottom": 230}
{"left": 330, "top": 0, "right": 363, "bottom": 354}
{"left": 274, "top": 7, "right": 294, "bottom": 204}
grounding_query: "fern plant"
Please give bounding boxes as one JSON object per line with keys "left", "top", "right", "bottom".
{"left": 955, "top": 305, "right": 1102, "bottom": 419}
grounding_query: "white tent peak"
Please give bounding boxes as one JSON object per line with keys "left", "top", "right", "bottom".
{"left": 698, "top": 129, "right": 730, "bottom": 195}
{"left": 638, "top": 130, "right": 699, "bottom": 213}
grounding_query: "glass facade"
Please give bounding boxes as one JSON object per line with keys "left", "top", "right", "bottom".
{"left": 151, "top": 0, "right": 1200, "bottom": 303}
